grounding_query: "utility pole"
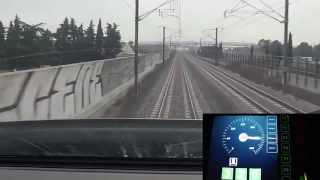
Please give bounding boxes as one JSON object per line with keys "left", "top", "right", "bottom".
{"left": 134, "top": 0, "right": 139, "bottom": 96}
{"left": 200, "top": 38, "right": 202, "bottom": 53}
{"left": 195, "top": 42, "right": 197, "bottom": 54}
{"left": 215, "top": 27, "right": 218, "bottom": 65}
{"left": 203, "top": 27, "right": 223, "bottom": 64}
{"left": 170, "top": 38, "right": 172, "bottom": 50}
{"left": 162, "top": 26, "right": 166, "bottom": 66}
{"left": 133, "top": 0, "right": 177, "bottom": 96}
{"left": 283, "top": 0, "right": 289, "bottom": 91}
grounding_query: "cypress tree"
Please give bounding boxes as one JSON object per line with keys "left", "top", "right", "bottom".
{"left": 95, "top": 19, "right": 103, "bottom": 53}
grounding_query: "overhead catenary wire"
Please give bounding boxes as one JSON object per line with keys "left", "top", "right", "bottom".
{"left": 160, "top": 0, "right": 181, "bottom": 41}
{"left": 161, "top": 0, "right": 181, "bottom": 39}
{"left": 206, "top": 0, "right": 245, "bottom": 31}
{"left": 138, "top": 0, "right": 181, "bottom": 40}
{"left": 139, "top": 0, "right": 172, "bottom": 21}
{"left": 240, "top": 0, "right": 282, "bottom": 23}
{"left": 123, "top": 0, "right": 134, "bottom": 9}
{"left": 133, "top": 0, "right": 179, "bottom": 95}
{"left": 122, "top": 0, "right": 162, "bottom": 38}
{"left": 232, "top": 4, "right": 249, "bottom": 12}
{"left": 230, "top": 0, "right": 243, "bottom": 12}
{"left": 202, "top": 0, "right": 285, "bottom": 45}
{"left": 222, "top": 0, "right": 285, "bottom": 31}
{"left": 223, "top": 0, "right": 300, "bottom": 32}
{"left": 224, "top": 0, "right": 284, "bottom": 25}
{"left": 259, "top": 0, "right": 285, "bottom": 19}
{"left": 226, "top": 0, "right": 284, "bottom": 24}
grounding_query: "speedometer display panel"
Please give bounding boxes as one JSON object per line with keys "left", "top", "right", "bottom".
{"left": 222, "top": 118, "right": 265, "bottom": 155}
{"left": 208, "top": 115, "right": 278, "bottom": 180}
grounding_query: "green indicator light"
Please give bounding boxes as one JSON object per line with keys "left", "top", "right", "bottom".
{"left": 221, "top": 167, "right": 234, "bottom": 180}
{"left": 235, "top": 168, "right": 247, "bottom": 180}
{"left": 305, "top": 172, "right": 308, "bottom": 180}
{"left": 249, "top": 168, "right": 261, "bottom": 180}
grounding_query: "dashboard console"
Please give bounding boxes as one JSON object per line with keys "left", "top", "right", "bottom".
{"left": 0, "top": 116, "right": 316, "bottom": 180}
{"left": 0, "top": 119, "right": 202, "bottom": 180}
{"left": 204, "top": 114, "right": 315, "bottom": 180}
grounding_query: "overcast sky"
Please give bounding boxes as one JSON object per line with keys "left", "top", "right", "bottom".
{"left": 0, "top": 0, "right": 318, "bottom": 45}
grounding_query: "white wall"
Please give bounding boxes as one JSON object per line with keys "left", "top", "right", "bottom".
{"left": 0, "top": 52, "right": 169, "bottom": 122}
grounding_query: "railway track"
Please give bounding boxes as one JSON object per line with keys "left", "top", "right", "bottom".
{"left": 150, "top": 54, "right": 177, "bottom": 118}
{"left": 184, "top": 54, "right": 305, "bottom": 114}
{"left": 150, "top": 53, "right": 203, "bottom": 119}
{"left": 181, "top": 56, "right": 203, "bottom": 119}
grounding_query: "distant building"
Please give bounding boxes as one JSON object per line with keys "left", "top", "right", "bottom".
{"left": 121, "top": 43, "right": 135, "bottom": 54}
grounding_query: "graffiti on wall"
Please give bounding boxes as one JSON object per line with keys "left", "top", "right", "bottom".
{"left": 115, "top": 57, "right": 134, "bottom": 84}
{"left": 123, "top": 61, "right": 134, "bottom": 83}
{"left": 145, "top": 54, "right": 159, "bottom": 71}
{"left": 0, "top": 62, "right": 104, "bottom": 121}
{"left": 0, "top": 52, "right": 164, "bottom": 122}
{"left": 100, "top": 57, "right": 136, "bottom": 96}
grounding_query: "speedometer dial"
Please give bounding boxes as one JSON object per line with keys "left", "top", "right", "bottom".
{"left": 222, "top": 117, "right": 265, "bottom": 155}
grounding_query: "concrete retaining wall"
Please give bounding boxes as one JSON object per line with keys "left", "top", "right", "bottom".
{"left": 0, "top": 52, "right": 169, "bottom": 122}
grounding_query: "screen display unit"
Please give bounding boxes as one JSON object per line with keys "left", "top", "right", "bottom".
{"left": 208, "top": 115, "right": 279, "bottom": 180}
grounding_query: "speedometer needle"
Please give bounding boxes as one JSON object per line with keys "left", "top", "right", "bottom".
{"left": 239, "top": 133, "right": 261, "bottom": 142}
{"left": 248, "top": 136, "right": 261, "bottom": 140}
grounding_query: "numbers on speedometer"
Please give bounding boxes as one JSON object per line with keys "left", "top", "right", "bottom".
{"left": 222, "top": 118, "right": 265, "bottom": 155}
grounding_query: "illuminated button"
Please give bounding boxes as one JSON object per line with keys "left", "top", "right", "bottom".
{"left": 280, "top": 115, "right": 289, "bottom": 122}
{"left": 282, "top": 177, "right": 291, "bottom": 180}
{"left": 221, "top": 167, "right": 234, "bottom": 180}
{"left": 267, "top": 116, "right": 277, "bottom": 124}
{"left": 281, "top": 133, "right": 290, "bottom": 142}
{"left": 280, "top": 124, "right": 289, "bottom": 132}
{"left": 281, "top": 154, "right": 291, "bottom": 163}
{"left": 235, "top": 168, "right": 247, "bottom": 180}
{"left": 267, "top": 144, "right": 278, "bottom": 153}
{"left": 267, "top": 124, "right": 277, "bottom": 133}
{"left": 267, "top": 134, "right": 277, "bottom": 143}
{"left": 249, "top": 168, "right": 261, "bottom": 180}
{"left": 281, "top": 143, "right": 290, "bottom": 153}
{"left": 282, "top": 165, "right": 291, "bottom": 175}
